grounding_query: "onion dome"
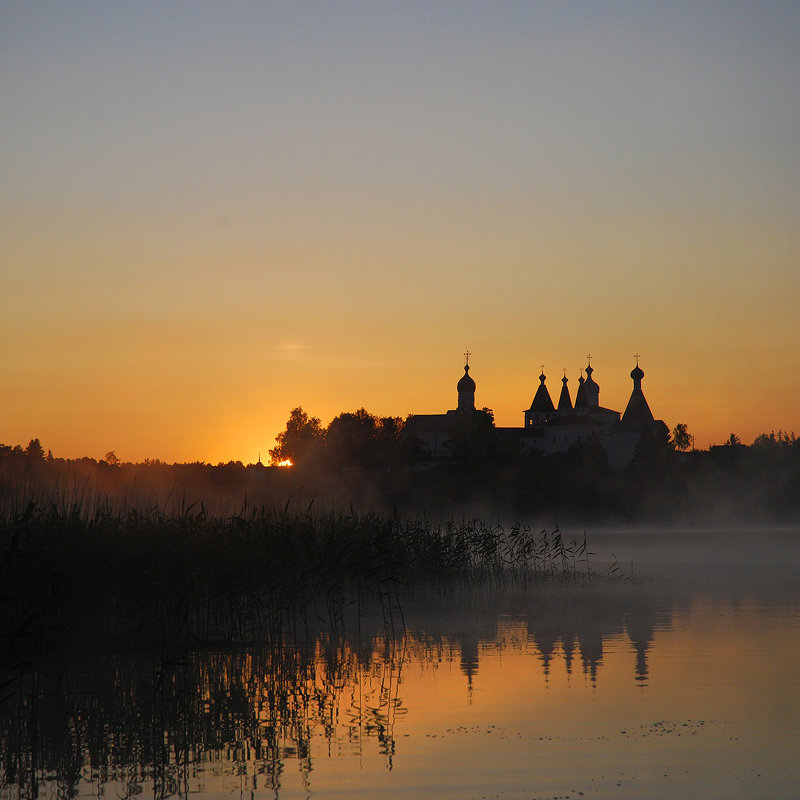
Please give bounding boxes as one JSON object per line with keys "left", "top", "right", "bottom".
{"left": 457, "top": 362, "right": 476, "bottom": 412}
{"left": 457, "top": 364, "right": 476, "bottom": 392}
{"left": 631, "top": 364, "right": 644, "bottom": 384}
{"left": 583, "top": 363, "right": 599, "bottom": 408}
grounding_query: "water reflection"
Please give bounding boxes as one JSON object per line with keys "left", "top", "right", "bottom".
{"left": 428, "top": 584, "right": 672, "bottom": 688}
{"left": 2, "top": 581, "right": 799, "bottom": 799}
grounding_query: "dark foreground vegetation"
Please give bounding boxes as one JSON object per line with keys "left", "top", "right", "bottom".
{"left": 0, "top": 479, "right": 595, "bottom": 798}
{"left": 0, "top": 498, "right": 592, "bottom": 649}
{"left": 0, "top": 495, "right": 594, "bottom": 798}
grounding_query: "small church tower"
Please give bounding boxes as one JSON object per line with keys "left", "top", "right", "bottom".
{"left": 621, "top": 355, "right": 654, "bottom": 425}
{"left": 457, "top": 352, "right": 476, "bottom": 412}
{"left": 583, "top": 360, "right": 600, "bottom": 408}
{"left": 525, "top": 367, "right": 556, "bottom": 427}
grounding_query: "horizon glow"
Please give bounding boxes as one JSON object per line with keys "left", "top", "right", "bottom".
{"left": 2, "top": 2, "right": 798, "bottom": 463}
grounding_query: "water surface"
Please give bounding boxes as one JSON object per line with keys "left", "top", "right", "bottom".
{"left": 2, "top": 529, "right": 799, "bottom": 799}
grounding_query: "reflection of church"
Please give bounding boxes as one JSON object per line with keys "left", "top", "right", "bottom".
{"left": 451, "top": 589, "right": 666, "bottom": 693}
{"left": 407, "top": 354, "right": 666, "bottom": 467}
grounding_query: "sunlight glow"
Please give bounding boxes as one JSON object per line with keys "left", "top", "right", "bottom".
{"left": 276, "top": 459, "right": 293, "bottom": 467}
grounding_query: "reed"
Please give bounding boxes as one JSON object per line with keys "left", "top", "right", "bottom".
{"left": 0, "top": 494, "right": 597, "bottom": 648}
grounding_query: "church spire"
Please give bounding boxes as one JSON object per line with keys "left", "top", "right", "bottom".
{"left": 557, "top": 371, "right": 572, "bottom": 412}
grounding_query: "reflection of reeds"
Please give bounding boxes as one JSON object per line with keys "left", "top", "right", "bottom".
{"left": 1, "top": 612, "right": 410, "bottom": 799}
{"left": 0, "top": 581, "right": 675, "bottom": 800}
{"left": 0, "top": 497, "right": 608, "bottom": 796}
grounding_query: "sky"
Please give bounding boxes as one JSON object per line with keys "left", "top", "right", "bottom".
{"left": 2, "top": 1, "right": 799, "bottom": 463}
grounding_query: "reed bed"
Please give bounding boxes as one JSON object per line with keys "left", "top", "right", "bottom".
{"left": 0, "top": 496, "right": 593, "bottom": 648}
{"left": 0, "top": 497, "right": 598, "bottom": 797}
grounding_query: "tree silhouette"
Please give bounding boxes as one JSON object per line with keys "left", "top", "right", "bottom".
{"left": 753, "top": 430, "right": 797, "bottom": 448}
{"left": 25, "top": 438, "right": 45, "bottom": 460}
{"left": 445, "top": 408, "right": 497, "bottom": 466}
{"left": 325, "top": 409, "right": 406, "bottom": 470}
{"left": 269, "top": 407, "right": 324, "bottom": 466}
{"left": 629, "top": 422, "right": 673, "bottom": 475}
{"left": 671, "top": 423, "right": 691, "bottom": 451}
{"left": 326, "top": 408, "right": 380, "bottom": 469}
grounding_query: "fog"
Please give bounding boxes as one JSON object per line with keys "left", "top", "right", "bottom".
{"left": 577, "top": 526, "right": 800, "bottom": 594}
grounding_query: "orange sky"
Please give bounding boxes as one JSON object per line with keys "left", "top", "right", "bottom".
{"left": 2, "top": 3, "right": 799, "bottom": 463}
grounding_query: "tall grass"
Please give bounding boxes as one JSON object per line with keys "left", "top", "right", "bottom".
{"left": 0, "top": 493, "right": 595, "bottom": 649}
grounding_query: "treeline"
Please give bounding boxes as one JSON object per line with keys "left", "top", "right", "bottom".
{"left": 269, "top": 407, "right": 417, "bottom": 470}
{"left": 2, "top": 415, "right": 799, "bottom": 523}
{"left": 264, "top": 408, "right": 800, "bottom": 523}
{"left": 0, "top": 440, "right": 295, "bottom": 517}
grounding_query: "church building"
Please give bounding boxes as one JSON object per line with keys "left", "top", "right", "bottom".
{"left": 405, "top": 354, "right": 666, "bottom": 467}
{"left": 403, "top": 356, "right": 478, "bottom": 458}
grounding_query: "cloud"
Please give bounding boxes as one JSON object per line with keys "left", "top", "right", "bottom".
{"left": 274, "top": 343, "right": 311, "bottom": 362}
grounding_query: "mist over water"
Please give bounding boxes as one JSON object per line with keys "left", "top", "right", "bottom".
{"left": 2, "top": 524, "right": 799, "bottom": 799}
{"left": 584, "top": 526, "right": 800, "bottom": 590}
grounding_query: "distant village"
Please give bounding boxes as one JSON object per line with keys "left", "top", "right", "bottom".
{"left": 405, "top": 354, "right": 667, "bottom": 467}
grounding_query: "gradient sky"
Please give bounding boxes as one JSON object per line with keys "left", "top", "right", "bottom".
{"left": 3, "top": 1, "right": 799, "bottom": 463}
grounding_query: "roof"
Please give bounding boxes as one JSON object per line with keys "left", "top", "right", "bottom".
{"left": 574, "top": 377, "right": 587, "bottom": 409}
{"left": 403, "top": 414, "right": 451, "bottom": 432}
{"left": 557, "top": 377, "right": 572, "bottom": 411}
{"left": 621, "top": 389, "right": 654, "bottom": 427}
{"left": 529, "top": 374, "right": 555, "bottom": 413}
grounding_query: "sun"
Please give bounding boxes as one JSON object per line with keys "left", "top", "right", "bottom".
{"left": 275, "top": 459, "right": 293, "bottom": 467}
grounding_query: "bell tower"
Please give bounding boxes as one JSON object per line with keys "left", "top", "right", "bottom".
{"left": 457, "top": 351, "right": 476, "bottom": 412}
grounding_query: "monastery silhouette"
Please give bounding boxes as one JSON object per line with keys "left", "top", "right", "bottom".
{"left": 406, "top": 355, "right": 667, "bottom": 467}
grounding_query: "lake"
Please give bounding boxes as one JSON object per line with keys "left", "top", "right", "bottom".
{"left": 2, "top": 528, "right": 799, "bottom": 799}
